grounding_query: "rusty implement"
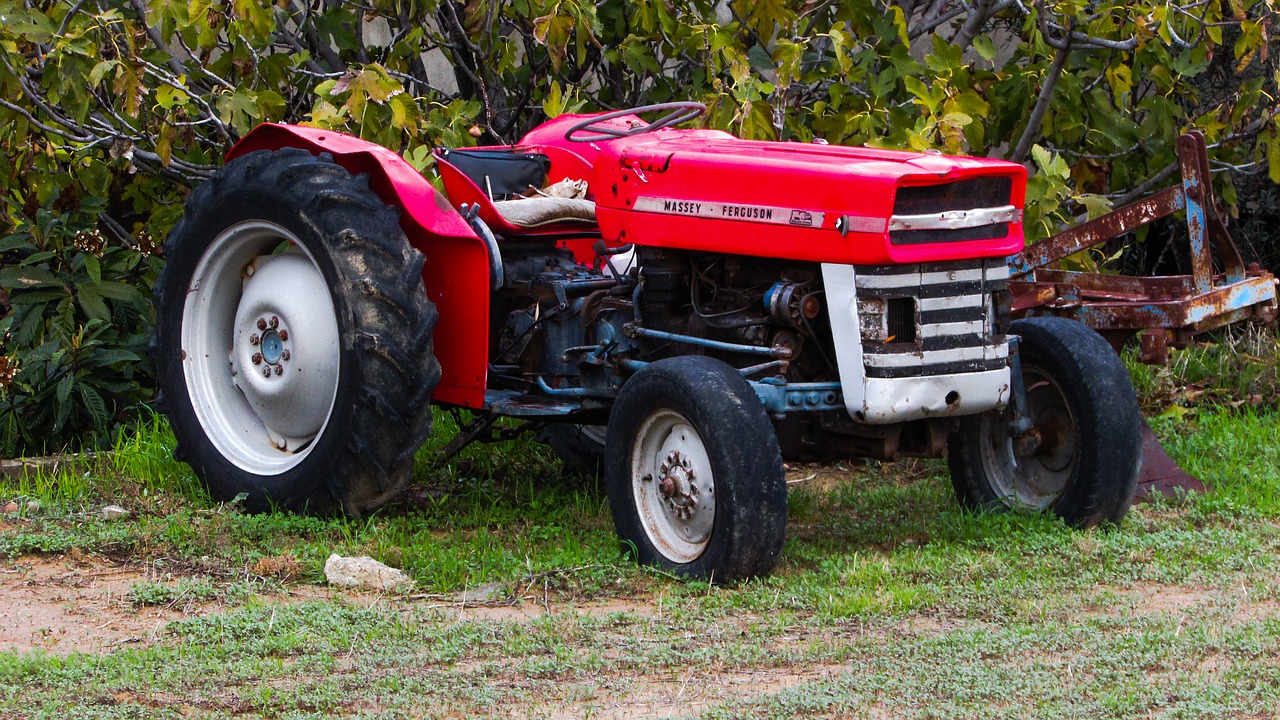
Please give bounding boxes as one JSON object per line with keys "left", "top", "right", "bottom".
{"left": 1009, "top": 131, "right": 1278, "bottom": 497}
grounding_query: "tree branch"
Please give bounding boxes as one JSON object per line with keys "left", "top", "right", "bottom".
{"left": 1010, "top": 37, "right": 1072, "bottom": 163}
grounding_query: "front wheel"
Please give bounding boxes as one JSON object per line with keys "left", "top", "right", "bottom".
{"left": 151, "top": 149, "right": 441, "bottom": 516}
{"left": 538, "top": 424, "right": 606, "bottom": 477}
{"left": 948, "top": 316, "right": 1141, "bottom": 527}
{"left": 604, "top": 357, "right": 787, "bottom": 581}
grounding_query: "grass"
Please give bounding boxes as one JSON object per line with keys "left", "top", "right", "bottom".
{"left": 0, "top": 338, "right": 1277, "bottom": 718}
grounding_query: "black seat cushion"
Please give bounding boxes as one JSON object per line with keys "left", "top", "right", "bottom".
{"left": 438, "top": 148, "right": 551, "bottom": 199}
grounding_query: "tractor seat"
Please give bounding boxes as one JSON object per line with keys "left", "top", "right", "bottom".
{"left": 435, "top": 146, "right": 598, "bottom": 235}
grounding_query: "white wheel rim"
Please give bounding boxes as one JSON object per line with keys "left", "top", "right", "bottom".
{"left": 181, "top": 221, "right": 341, "bottom": 475}
{"left": 630, "top": 409, "right": 716, "bottom": 563}
{"left": 978, "top": 367, "right": 1076, "bottom": 511}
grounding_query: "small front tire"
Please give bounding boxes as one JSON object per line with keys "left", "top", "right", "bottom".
{"left": 948, "top": 316, "right": 1141, "bottom": 527}
{"left": 604, "top": 356, "right": 787, "bottom": 581}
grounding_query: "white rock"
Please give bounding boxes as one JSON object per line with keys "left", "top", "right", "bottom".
{"left": 323, "top": 554, "right": 414, "bottom": 591}
{"left": 101, "top": 505, "right": 130, "bottom": 520}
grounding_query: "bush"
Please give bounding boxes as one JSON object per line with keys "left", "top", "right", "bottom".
{"left": 0, "top": 1, "right": 1277, "bottom": 456}
{"left": 0, "top": 195, "right": 160, "bottom": 455}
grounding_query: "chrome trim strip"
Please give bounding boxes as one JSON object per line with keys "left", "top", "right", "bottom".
{"left": 889, "top": 205, "right": 1020, "bottom": 232}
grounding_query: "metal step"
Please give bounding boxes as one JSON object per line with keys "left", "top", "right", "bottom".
{"left": 484, "top": 390, "right": 582, "bottom": 417}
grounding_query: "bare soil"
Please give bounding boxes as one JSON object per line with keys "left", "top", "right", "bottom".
{"left": 0, "top": 552, "right": 221, "bottom": 654}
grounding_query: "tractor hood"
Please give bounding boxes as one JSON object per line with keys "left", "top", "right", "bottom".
{"left": 590, "top": 134, "right": 1027, "bottom": 266}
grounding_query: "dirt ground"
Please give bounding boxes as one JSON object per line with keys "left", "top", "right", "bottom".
{"left": 4, "top": 550, "right": 1280, "bottom": 719}
{"left": 0, "top": 553, "right": 204, "bottom": 654}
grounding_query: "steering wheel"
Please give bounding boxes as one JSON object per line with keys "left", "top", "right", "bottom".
{"left": 564, "top": 102, "right": 707, "bottom": 143}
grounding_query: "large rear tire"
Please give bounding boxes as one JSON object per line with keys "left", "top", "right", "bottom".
{"left": 947, "top": 316, "right": 1141, "bottom": 527}
{"left": 604, "top": 356, "right": 787, "bottom": 581}
{"left": 151, "top": 149, "right": 440, "bottom": 516}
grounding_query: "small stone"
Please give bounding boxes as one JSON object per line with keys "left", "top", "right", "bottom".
{"left": 1, "top": 501, "right": 17, "bottom": 514}
{"left": 453, "top": 581, "right": 507, "bottom": 603}
{"left": 101, "top": 505, "right": 130, "bottom": 520}
{"left": 25, "top": 501, "right": 39, "bottom": 513}
{"left": 324, "top": 554, "right": 414, "bottom": 591}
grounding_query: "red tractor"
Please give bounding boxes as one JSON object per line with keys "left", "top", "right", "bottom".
{"left": 152, "top": 103, "right": 1142, "bottom": 581}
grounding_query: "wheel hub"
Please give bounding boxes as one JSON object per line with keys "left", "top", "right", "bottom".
{"left": 248, "top": 318, "right": 293, "bottom": 377}
{"left": 978, "top": 367, "right": 1077, "bottom": 510}
{"left": 229, "top": 248, "right": 340, "bottom": 452}
{"left": 658, "top": 451, "right": 700, "bottom": 518}
{"left": 631, "top": 410, "right": 716, "bottom": 563}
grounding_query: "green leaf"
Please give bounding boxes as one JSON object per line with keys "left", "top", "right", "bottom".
{"left": 88, "top": 60, "right": 118, "bottom": 87}
{"left": 533, "top": 12, "right": 574, "bottom": 71}
{"left": 972, "top": 36, "right": 997, "bottom": 63}
{"left": 1077, "top": 193, "right": 1114, "bottom": 221}
{"left": 1268, "top": 130, "right": 1280, "bottom": 184}
{"left": 76, "top": 285, "right": 110, "bottom": 322}
{"left": 216, "top": 89, "right": 262, "bottom": 135}
{"left": 155, "top": 84, "right": 190, "bottom": 110}
{"left": 83, "top": 349, "right": 141, "bottom": 368}
{"left": 747, "top": 46, "right": 773, "bottom": 73}
{"left": 84, "top": 253, "right": 101, "bottom": 283}
{"left": 77, "top": 383, "right": 109, "bottom": 431}
{"left": 0, "top": 235, "right": 31, "bottom": 254}
{"left": 543, "top": 80, "right": 565, "bottom": 118}
{"left": 55, "top": 374, "right": 73, "bottom": 406}
{"left": 0, "top": 267, "right": 63, "bottom": 289}
{"left": 85, "top": 280, "right": 139, "bottom": 301}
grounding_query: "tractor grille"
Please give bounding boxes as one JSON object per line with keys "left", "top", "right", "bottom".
{"left": 855, "top": 258, "right": 1009, "bottom": 378}
{"left": 890, "top": 177, "right": 1014, "bottom": 245}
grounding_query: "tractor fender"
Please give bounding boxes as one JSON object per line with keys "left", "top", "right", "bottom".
{"left": 229, "top": 123, "right": 490, "bottom": 409}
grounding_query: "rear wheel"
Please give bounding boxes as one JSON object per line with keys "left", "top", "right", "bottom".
{"left": 948, "top": 316, "right": 1141, "bottom": 526}
{"left": 151, "top": 149, "right": 440, "bottom": 516}
{"left": 604, "top": 356, "right": 787, "bottom": 581}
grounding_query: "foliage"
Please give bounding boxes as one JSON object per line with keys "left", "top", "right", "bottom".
{"left": 0, "top": 1, "right": 1277, "bottom": 455}
{"left": 0, "top": 197, "right": 159, "bottom": 456}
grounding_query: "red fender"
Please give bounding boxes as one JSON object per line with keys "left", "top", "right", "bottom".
{"left": 229, "top": 123, "right": 489, "bottom": 409}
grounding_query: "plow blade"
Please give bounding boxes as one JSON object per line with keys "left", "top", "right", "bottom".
{"left": 1136, "top": 418, "right": 1205, "bottom": 500}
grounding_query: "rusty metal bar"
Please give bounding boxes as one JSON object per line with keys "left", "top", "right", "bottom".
{"left": 1188, "top": 130, "right": 1247, "bottom": 284}
{"left": 1022, "top": 274, "right": 1277, "bottom": 330}
{"left": 1030, "top": 269, "right": 1195, "bottom": 299}
{"left": 1009, "top": 186, "right": 1184, "bottom": 277}
{"left": 1178, "top": 133, "right": 1214, "bottom": 294}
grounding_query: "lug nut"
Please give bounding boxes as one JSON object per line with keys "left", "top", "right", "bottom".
{"left": 250, "top": 334, "right": 260, "bottom": 346}
{"left": 257, "top": 318, "right": 267, "bottom": 331}
{"left": 251, "top": 353, "right": 263, "bottom": 365}
{"left": 262, "top": 366, "right": 271, "bottom": 378}
{"left": 274, "top": 365, "right": 283, "bottom": 376}
{"left": 270, "top": 316, "right": 279, "bottom": 329}
{"left": 280, "top": 350, "right": 291, "bottom": 361}
{"left": 278, "top": 330, "right": 288, "bottom": 341}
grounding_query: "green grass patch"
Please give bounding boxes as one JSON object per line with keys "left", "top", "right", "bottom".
{"left": 0, "top": 393, "right": 1277, "bottom": 717}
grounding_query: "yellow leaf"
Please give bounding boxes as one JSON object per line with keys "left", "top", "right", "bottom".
{"left": 1159, "top": 405, "right": 1193, "bottom": 420}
